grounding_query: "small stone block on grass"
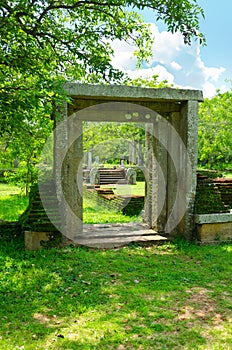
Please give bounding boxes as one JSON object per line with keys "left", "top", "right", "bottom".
{"left": 24, "top": 231, "right": 63, "bottom": 250}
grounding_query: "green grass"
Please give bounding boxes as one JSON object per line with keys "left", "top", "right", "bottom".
{"left": 83, "top": 196, "right": 142, "bottom": 224}
{"left": 0, "top": 183, "right": 142, "bottom": 224}
{"left": 83, "top": 182, "right": 144, "bottom": 224}
{"left": 224, "top": 172, "right": 232, "bottom": 179}
{"left": 0, "top": 184, "right": 28, "bottom": 221}
{"left": 102, "top": 181, "right": 145, "bottom": 197}
{"left": 0, "top": 239, "right": 231, "bottom": 349}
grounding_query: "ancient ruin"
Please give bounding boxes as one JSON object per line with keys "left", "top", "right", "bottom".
{"left": 49, "top": 83, "right": 203, "bottom": 245}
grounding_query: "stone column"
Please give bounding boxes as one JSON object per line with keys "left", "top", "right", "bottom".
{"left": 178, "top": 100, "right": 199, "bottom": 239}
{"left": 165, "top": 112, "right": 180, "bottom": 236}
{"left": 144, "top": 122, "right": 167, "bottom": 231}
{"left": 54, "top": 104, "right": 83, "bottom": 241}
{"left": 87, "top": 151, "right": 92, "bottom": 169}
{"left": 137, "top": 142, "right": 144, "bottom": 166}
{"left": 129, "top": 140, "right": 137, "bottom": 164}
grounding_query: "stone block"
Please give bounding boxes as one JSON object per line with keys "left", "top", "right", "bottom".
{"left": 24, "top": 231, "right": 62, "bottom": 250}
{"left": 195, "top": 214, "right": 232, "bottom": 243}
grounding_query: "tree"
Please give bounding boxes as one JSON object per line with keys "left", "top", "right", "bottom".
{"left": 198, "top": 90, "right": 232, "bottom": 170}
{"left": 1, "top": 107, "right": 53, "bottom": 193}
{"left": 0, "top": 0, "right": 205, "bottom": 132}
{"left": 0, "top": 1, "right": 205, "bottom": 190}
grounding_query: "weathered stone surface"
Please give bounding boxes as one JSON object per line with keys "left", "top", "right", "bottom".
{"left": 53, "top": 83, "right": 203, "bottom": 242}
{"left": 24, "top": 231, "right": 62, "bottom": 250}
{"left": 196, "top": 222, "right": 232, "bottom": 243}
{"left": 195, "top": 213, "right": 232, "bottom": 224}
{"left": 195, "top": 213, "right": 232, "bottom": 243}
{"left": 74, "top": 223, "right": 168, "bottom": 248}
{"left": 64, "top": 83, "right": 203, "bottom": 102}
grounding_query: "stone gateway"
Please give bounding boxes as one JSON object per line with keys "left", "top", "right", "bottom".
{"left": 50, "top": 83, "right": 203, "bottom": 243}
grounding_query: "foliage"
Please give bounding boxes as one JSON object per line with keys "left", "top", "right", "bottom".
{"left": 0, "top": 1, "right": 205, "bottom": 191}
{"left": 198, "top": 90, "right": 232, "bottom": 170}
{"left": 126, "top": 73, "right": 174, "bottom": 88}
{"left": 83, "top": 121, "right": 146, "bottom": 165}
{"left": 0, "top": 0, "right": 205, "bottom": 133}
{"left": 1, "top": 110, "right": 53, "bottom": 193}
{"left": 0, "top": 240, "right": 231, "bottom": 349}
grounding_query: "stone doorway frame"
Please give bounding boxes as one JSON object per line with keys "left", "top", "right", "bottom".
{"left": 55, "top": 83, "right": 203, "bottom": 241}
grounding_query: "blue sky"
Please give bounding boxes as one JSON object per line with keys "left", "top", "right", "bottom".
{"left": 112, "top": 0, "right": 232, "bottom": 98}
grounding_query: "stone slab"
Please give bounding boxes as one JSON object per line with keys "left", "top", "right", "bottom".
{"left": 74, "top": 234, "right": 167, "bottom": 249}
{"left": 73, "top": 223, "right": 168, "bottom": 248}
{"left": 195, "top": 213, "right": 232, "bottom": 224}
{"left": 65, "top": 83, "right": 204, "bottom": 102}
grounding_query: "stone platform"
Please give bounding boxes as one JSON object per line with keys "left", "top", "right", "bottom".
{"left": 195, "top": 213, "right": 232, "bottom": 244}
{"left": 73, "top": 222, "right": 168, "bottom": 249}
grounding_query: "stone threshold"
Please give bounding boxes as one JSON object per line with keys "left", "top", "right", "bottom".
{"left": 73, "top": 223, "right": 168, "bottom": 249}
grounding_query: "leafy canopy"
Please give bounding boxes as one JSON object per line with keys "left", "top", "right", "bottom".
{"left": 0, "top": 0, "right": 205, "bottom": 131}
{"left": 0, "top": 1, "right": 205, "bottom": 190}
{"left": 198, "top": 90, "right": 232, "bottom": 170}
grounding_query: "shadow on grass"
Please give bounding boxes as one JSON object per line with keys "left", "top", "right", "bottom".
{"left": 0, "top": 237, "right": 231, "bottom": 349}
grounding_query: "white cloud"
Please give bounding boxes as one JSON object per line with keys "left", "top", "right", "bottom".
{"left": 126, "top": 66, "right": 175, "bottom": 84}
{"left": 170, "top": 61, "right": 182, "bottom": 71}
{"left": 195, "top": 47, "right": 225, "bottom": 82}
{"left": 149, "top": 23, "right": 185, "bottom": 65}
{"left": 111, "top": 39, "right": 136, "bottom": 70}
{"left": 201, "top": 82, "right": 218, "bottom": 99}
{"left": 111, "top": 23, "right": 227, "bottom": 98}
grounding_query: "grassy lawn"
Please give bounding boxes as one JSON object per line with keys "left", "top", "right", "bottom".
{"left": 224, "top": 172, "right": 232, "bottom": 179}
{"left": 0, "top": 184, "right": 231, "bottom": 349}
{"left": 0, "top": 184, "right": 29, "bottom": 221}
{"left": 83, "top": 182, "right": 144, "bottom": 224}
{"left": 0, "top": 183, "right": 142, "bottom": 224}
{"left": 103, "top": 182, "right": 145, "bottom": 197}
{"left": 83, "top": 194, "right": 142, "bottom": 224}
{"left": 83, "top": 182, "right": 144, "bottom": 223}
{"left": 0, "top": 239, "right": 231, "bottom": 349}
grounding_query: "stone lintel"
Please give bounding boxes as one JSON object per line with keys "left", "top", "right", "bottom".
{"left": 64, "top": 83, "right": 204, "bottom": 103}
{"left": 70, "top": 99, "right": 181, "bottom": 116}
{"left": 195, "top": 213, "right": 232, "bottom": 224}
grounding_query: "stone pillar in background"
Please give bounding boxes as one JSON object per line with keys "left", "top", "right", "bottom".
{"left": 137, "top": 142, "right": 144, "bottom": 166}
{"left": 87, "top": 151, "right": 92, "bottom": 169}
{"left": 129, "top": 140, "right": 137, "bottom": 165}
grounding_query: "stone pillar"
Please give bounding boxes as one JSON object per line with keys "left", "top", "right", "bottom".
{"left": 178, "top": 100, "right": 199, "bottom": 239}
{"left": 137, "top": 142, "right": 144, "bottom": 166}
{"left": 54, "top": 101, "right": 68, "bottom": 239}
{"left": 54, "top": 104, "right": 83, "bottom": 241}
{"left": 165, "top": 112, "right": 180, "bottom": 236}
{"left": 154, "top": 117, "right": 168, "bottom": 233}
{"left": 144, "top": 122, "right": 166, "bottom": 231}
{"left": 129, "top": 140, "right": 137, "bottom": 164}
{"left": 83, "top": 152, "right": 88, "bottom": 167}
{"left": 87, "top": 151, "right": 92, "bottom": 169}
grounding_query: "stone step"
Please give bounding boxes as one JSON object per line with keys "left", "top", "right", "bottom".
{"left": 100, "top": 179, "right": 128, "bottom": 184}
{"left": 73, "top": 234, "right": 168, "bottom": 249}
{"left": 99, "top": 176, "right": 125, "bottom": 179}
{"left": 73, "top": 223, "right": 168, "bottom": 248}
{"left": 99, "top": 168, "right": 127, "bottom": 185}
